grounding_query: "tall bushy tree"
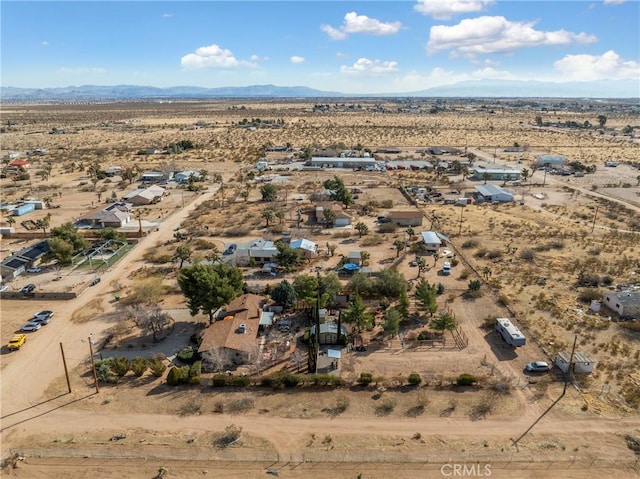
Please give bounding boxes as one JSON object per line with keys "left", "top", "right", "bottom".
{"left": 342, "top": 293, "right": 373, "bottom": 332}
{"left": 270, "top": 280, "right": 297, "bottom": 311}
{"left": 323, "top": 175, "right": 353, "bottom": 207}
{"left": 415, "top": 279, "right": 438, "bottom": 317}
{"left": 382, "top": 308, "right": 401, "bottom": 337}
{"left": 178, "top": 263, "right": 244, "bottom": 323}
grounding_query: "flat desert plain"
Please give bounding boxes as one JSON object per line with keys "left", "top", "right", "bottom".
{"left": 1, "top": 99, "right": 639, "bottom": 478}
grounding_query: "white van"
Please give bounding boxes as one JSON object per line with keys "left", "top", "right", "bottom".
{"left": 442, "top": 262, "right": 451, "bottom": 275}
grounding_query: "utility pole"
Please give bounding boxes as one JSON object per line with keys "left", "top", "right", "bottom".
{"left": 563, "top": 335, "right": 578, "bottom": 395}
{"left": 60, "top": 343, "right": 71, "bottom": 394}
{"left": 315, "top": 267, "right": 321, "bottom": 374}
{"left": 88, "top": 336, "right": 100, "bottom": 394}
{"left": 458, "top": 206, "right": 464, "bottom": 236}
{"left": 591, "top": 206, "right": 599, "bottom": 233}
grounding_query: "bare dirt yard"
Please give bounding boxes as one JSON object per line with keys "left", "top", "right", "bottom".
{"left": 1, "top": 99, "right": 639, "bottom": 477}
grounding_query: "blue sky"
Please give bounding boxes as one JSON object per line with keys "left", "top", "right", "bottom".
{"left": 2, "top": 1, "right": 639, "bottom": 94}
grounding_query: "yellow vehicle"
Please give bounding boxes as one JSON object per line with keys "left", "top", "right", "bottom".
{"left": 7, "top": 334, "right": 27, "bottom": 351}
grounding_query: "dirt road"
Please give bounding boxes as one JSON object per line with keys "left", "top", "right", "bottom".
{"left": 0, "top": 187, "right": 218, "bottom": 439}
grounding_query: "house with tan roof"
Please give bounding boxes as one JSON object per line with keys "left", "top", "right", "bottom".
{"left": 389, "top": 210, "right": 423, "bottom": 227}
{"left": 315, "top": 202, "right": 353, "bottom": 227}
{"left": 198, "top": 293, "right": 265, "bottom": 370}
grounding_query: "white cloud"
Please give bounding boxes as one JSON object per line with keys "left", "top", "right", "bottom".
{"left": 162, "top": 13, "right": 173, "bottom": 18}
{"left": 427, "top": 16, "right": 598, "bottom": 56}
{"left": 414, "top": 0, "right": 494, "bottom": 20}
{"left": 553, "top": 50, "right": 640, "bottom": 81}
{"left": 41, "top": 41, "right": 48, "bottom": 46}
{"left": 181, "top": 44, "right": 256, "bottom": 69}
{"left": 250, "top": 54, "right": 269, "bottom": 62}
{"left": 322, "top": 12, "right": 401, "bottom": 40}
{"left": 603, "top": 0, "right": 626, "bottom": 4}
{"left": 336, "top": 51, "right": 350, "bottom": 59}
{"left": 290, "top": 56, "right": 305, "bottom": 64}
{"left": 340, "top": 58, "right": 399, "bottom": 75}
{"left": 321, "top": 24, "right": 348, "bottom": 41}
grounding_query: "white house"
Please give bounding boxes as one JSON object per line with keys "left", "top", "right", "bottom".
{"left": 554, "top": 351, "right": 596, "bottom": 375}
{"left": 421, "top": 231, "right": 442, "bottom": 253}
{"left": 174, "top": 170, "right": 202, "bottom": 184}
{"left": 474, "top": 184, "right": 514, "bottom": 203}
{"left": 238, "top": 239, "right": 279, "bottom": 265}
{"left": 290, "top": 238, "right": 317, "bottom": 258}
{"left": 602, "top": 290, "right": 640, "bottom": 319}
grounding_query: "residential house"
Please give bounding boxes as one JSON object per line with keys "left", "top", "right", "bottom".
{"left": 238, "top": 239, "right": 278, "bottom": 265}
{"left": 474, "top": 184, "right": 514, "bottom": 203}
{"left": 123, "top": 185, "right": 165, "bottom": 206}
{"left": 471, "top": 168, "right": 521, "bottom": 181}
{"left": 198, "top": 294, "right": 264, "bottom": 370}
{"left": 602, "top": 290, "right": 640, "bottom": 319}
{"left": 8, "top": 159, "right": 30, "bottom": 169}
{"left": 308, "top": 157, "right": 377, "bottom": 169}
{"left": 554, "top": 351, "right": 596, "bottom": 375}
{"left": 0, "top": 240, "right": 50, "bottom": 281}
{"left": 290, "top": 238, "right": 317, "bottom": 259}
{"left": 139, "top": 170, "right": 168, "bottom": 183}
{"left": 315, "top": 202, "right": 353, "bottom": 227}
{"left": 389, "top": 210, "right": 423, "bottom": 227}
{"left": 174, "top": 170, "right": 202, "bottom": 184}
{"left": 76, "top": 202, "right": 132, "bottom": 229}
{"left": 421, "top": 231, "right": 442, "bottom": 253}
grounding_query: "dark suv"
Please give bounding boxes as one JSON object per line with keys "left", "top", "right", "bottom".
{"left": 21, "top": 283, "right": 36, "bottom": 294}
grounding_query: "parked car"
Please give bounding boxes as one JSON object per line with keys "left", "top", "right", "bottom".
{"left": 20, "top": 321, "right": 42, "bottom": 332}
{"left": 26, "top": 266, "right": 42, "bottom": 273}
{"left": 224, "top": 244, "right": 237, "bottom": 255}
{"left": 7, "top": 334, "right": 27, "bottom": 351}
{"left": 31, "top": 311, "right": 54, "bottom": 325}
{"left": 21, "top": 283, "right": 36, "bottom": 294}
{"left": 90, "top": 277, "right": 101, "bottom": 286}
{"left": 525, "top": 361, "right": 551, "bottom": 372}
{"left": 0, "top": 285, "right": 8, "bottom": 292}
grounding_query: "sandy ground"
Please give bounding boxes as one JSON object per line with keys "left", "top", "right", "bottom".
{"left": 1, "top": 101, "right": 640, "bottom": 477}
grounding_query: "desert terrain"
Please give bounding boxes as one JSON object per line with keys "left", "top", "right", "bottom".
{"left": 1, "top": 99, "right": 639, "bottom": 478}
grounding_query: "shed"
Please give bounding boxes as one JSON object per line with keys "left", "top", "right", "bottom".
{"left": 310, "top": 323, "right": 347, "bottom": 345}
{"left": 554, "top": 351, "right": 596, "bottom": 374}
{"left": 389, "top": 210, "right": 423, "bottom": 227}
{"left": 602, "top": 291, "right": 640, "bottom": 319}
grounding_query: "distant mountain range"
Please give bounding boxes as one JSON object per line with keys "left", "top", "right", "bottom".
{"left": 1, "top": 79, "right": 638, "bottom": 101}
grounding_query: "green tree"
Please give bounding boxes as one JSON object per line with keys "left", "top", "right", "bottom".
{"left": 260, "top": 183, "right": 278, "bottom": 201}
{"left": 382, "top": 308, "right": 401, "bottom": 337}
{"left": 173, "top": 243, "right": 192, "bottom": 268}
{"left": 346, "top": 272, "right": 374, "bottom": 297}
{"left": 597, "top": 115, "right": 607, "bottom": 128}
{"left": 342, "top": 293, "right": 373, "bottom": 332}
{"left": 275, "top": 241, "right": 302, "bottom": 271}
{"left": 354, "top": 222, "right": 369, "bottom": 237}
{"left": 48, "top": 236, "right": 75, "bottom": 264}
{"left": 87, "top": 161, "right": 103, "bottom": 190}
{"left": 360, "top": 251, "right": 370, "bottom": 266}
{"left": 405, "top": 227, "right": 416, "bottom": 240}
{"left": 415, "top": 257, "right": 429, "bottom": 278}
{"left": 293, "top": 274, "right": 318, "bottom": 310}
{"left": 262, "top": 208, "right": 275, "bottom": 227}
{"left": 50, "top": 222, "right": 90, "bottom": 252}
{"left": 323, "top": 208, "right": 335, "bottom": 227}
{"left": 521, "top": 168, "right": 530, "bottom": 185}
{"left": 99, "top": 227, "right": 126, "bottom": 242}
{"left": 415, "top": 279, "right": 438, "bottom": 317}
{"left": 430, "top": 312, "right": 456, "bottom": 332}
{"left": 398, "top": 288, "right": 410, "bottom": 319}
{"left": 374, "top": 268, "right": 407, "bottom": 298}
{"left": 34, "top": 213, "right": 52, "bottom": 236}
{"left": 318, "top": 272, "right": 342, "bottom": 306}
{"left": 270, "top": 280, "right": 297, "bottom": 311}
{"left": 393, "top": 240, "right": 405, "bottom": 258}
{"left": 177, "top": 263, "right": 244, "bottom": 323}
{"left": 323, "top": 175, "right": 353, "bottom": 207}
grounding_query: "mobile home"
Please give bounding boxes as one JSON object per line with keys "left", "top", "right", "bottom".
{"left": 495, "top": 317, "right": 526, "bottom": 347}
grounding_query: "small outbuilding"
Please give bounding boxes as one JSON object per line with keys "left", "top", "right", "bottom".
{"left": 389, "top": 210, "right": 423, "bottom": 227}
{"left": 602, "top": 290, "right": 640, "bottom": 319}
{"left": 536, "top": 155, "right": 566, "bottom": 167}
{"left": 420, "top": 231, "right": 442, "bottom": 253}
{"left": 554, "top": 351, "right": 596, "bottom": 375}
{"left": 474, "top": 184, "right": 514, "bottom": 203}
